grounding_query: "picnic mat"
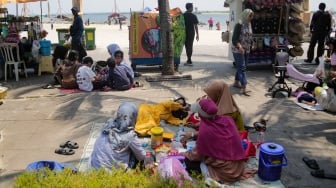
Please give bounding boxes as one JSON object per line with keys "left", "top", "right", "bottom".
{"left": 78, "top": 123, "right": 285, "bottom": 187}
{"left": 145, "top": 74, "right": 192, "bottom": 82}
{"left": 60, "top": 88, "right": 83, "bottom": 94}
{"left": 294, "top": 100, "right": 324, "bottom": 111}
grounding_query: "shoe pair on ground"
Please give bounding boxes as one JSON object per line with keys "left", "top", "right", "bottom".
{"left": 233, "top": 82, "right": 251, "bottom": 96}
{"left": 302, "top": 156, "right": 336, "bottom": 180}
{"left": 304, "top": 57, "right": 320, "bottom": 64}
{"left": 55, "top": 141, "right": 79, "bottom": 155}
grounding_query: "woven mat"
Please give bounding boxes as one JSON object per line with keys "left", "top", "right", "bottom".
{"left": 78, "top": 123, "right": 285, "bottom": 187}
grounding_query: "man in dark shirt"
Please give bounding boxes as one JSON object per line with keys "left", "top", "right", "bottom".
{"left": 70, "top": 6, "right": 86, "bottom": 61}
{"left": 304, "top": 3, "right": 331, "bottom": 64}
{"left": 184, "top": 3, "right": 199, "bottom": 66}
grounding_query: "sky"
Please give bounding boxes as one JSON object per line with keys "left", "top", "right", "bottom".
{"left": 2, "top": 0, "right": 335, "bottom": 16}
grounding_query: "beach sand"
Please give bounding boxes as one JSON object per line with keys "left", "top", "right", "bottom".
{"left": 0, "top": 22, "right": 335, "bottom": 188}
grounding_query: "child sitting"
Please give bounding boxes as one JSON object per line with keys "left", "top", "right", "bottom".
{"left": 76, "top": 56, "right": 107, "bottom": 91}
{"left": 106, "top": 57, "right": 133, "bottom": 91}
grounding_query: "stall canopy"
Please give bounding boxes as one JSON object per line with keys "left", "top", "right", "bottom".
{"left": 0, "top": 0, "right": 15, "bottom": 6}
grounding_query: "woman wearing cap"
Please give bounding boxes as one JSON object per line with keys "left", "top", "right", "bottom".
{"left": 232, "top": 9, "right": 254, "bottom": 95}
{"left": 180, "top": 98, "right": 256, "bottom": 184}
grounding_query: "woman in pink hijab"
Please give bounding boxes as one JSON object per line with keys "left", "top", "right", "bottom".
{"left": 180, "top": 98, "right": 256, "bottom": 184}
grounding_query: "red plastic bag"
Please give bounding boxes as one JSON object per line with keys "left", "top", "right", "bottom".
{"left": 240, "top": 131, "right": 256, "bottom": 157}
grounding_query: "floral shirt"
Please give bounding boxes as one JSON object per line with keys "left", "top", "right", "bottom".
{"left": 232, "top": 23, "right": 253, "bottom": 54}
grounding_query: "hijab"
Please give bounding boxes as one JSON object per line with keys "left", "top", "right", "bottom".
{"left": 107, "top": 43, "right": 121, "bottom": 57}
{"left": 203, "top": 79, "right": 239, "bottom": 115}
{"left": 241, "top": 9, "right": 253, "bottom": 24}
{"left": 193, "top": 99, "right": 246, "bottom": 161}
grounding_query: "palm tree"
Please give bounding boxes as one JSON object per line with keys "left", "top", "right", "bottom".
{"left": 158, "top": 0, "right": 174, "bottom": 75}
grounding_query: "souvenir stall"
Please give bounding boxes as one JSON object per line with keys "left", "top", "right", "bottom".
{"left": 225, "top": 0, "right": 306, "bottom": 66}
{"left": 129, "top": 8, "right": 185, "bottom": 70}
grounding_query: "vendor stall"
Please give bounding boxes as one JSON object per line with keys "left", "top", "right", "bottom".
{"left": 129, "top": 8, "right": 185, "bottom": 70}
{"left": 226, "top": 0, "right": 307, "bottom": 67}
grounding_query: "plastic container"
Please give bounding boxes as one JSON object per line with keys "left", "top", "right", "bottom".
{"left": 39, "top": 40, "right": 51, "bottom": 56}
{"left": 56, "top": 28, "right": 69, "bottom": 45}
{"left": 150, "top": 127, "right": 164, "bottom": 149}
{"left": 84, "top": 27, "right": 96, "bottom": 50}
{"left": 144, "top": 151, "right": 154, "bottom": 169}
{"left": 258, "top": 142, "right": 288, "bottom": 181}
{"left": 186, "top": 141, "right": 196, "bottom": 151}
{"left": 0, "top": 86, "right": 8, "bottom": 99}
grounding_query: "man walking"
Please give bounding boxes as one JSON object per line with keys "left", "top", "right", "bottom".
{"left": 304, "top": 3, "right": 331, "bottom": 64}
{"left": 70, "top": 6, "right": 86, "bottom": 61}
{"left": 184, "top": 3, "right": 199, "bottom": 66}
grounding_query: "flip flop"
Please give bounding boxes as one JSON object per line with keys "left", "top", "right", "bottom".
{"left": 302, "top": 157, "right": 320, "bottom": 170}
{"left": 42, "top": 84, "right": 54, "bottom": 89}
{"left": 311, "top": 170, "right": 336, "bottom": 180}
{"left": 60, "top": 141, "right": 79, "bottom": 149}
{"left": 55, "top": 148, "right": 75, "bottom": 155}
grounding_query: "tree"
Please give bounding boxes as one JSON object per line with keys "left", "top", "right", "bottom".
{"left": 158, "top": 0, "right": 174, "bottom": 75}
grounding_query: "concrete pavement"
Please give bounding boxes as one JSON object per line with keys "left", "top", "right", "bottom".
{"left": 0, "top": 27, "right": 335, "bottom": 187}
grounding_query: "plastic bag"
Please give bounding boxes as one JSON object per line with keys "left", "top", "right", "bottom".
{"left": 31, "top": 40, "right": 40, "bottom": 60}
{"left": 26, "top": 160, "right": 78, "bottom": 172}
{"left": 314, "top": 57, "right": 326, "bottom": 79}
{"left": 158, "top": 156, "right": 192, "bottom": 186}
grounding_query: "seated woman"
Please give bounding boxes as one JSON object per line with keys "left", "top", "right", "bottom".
{"left": 90, "top": 102, "right": 147, "bottom": 170}
{"left": 134, "top": 97, "right": 189, "bottom": 136}
{"left": 55, "top": 50, "right": 81, "bottom": 89}
{"left": 179, "top": 98, "right": 256, "bottom": 184}
{"left": 314, "top": 79, "right": 336, "bottom": 112}
{"left": 324, "top": 38, "right": 336, "bottom": 81}
{"left": 106, "top": 57, "right": 133, "bottom": 91}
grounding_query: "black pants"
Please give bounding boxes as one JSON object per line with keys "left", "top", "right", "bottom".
{"left": 307, "top": 32, "right": 327, "bottom": 61}
{"left": 185, "top": 32, "right": 195, "bottom": 62}
{"left": 184, "top": 158, "right": 201, "bottom": 174}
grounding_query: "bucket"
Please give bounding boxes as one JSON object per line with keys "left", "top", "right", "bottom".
{"left": 39, "top": 40, "right": 51, "bottom": 56}
{"left": 150, "top": 127, "right": 163, "bottom": 149}
{"left": 258, "top": 142, "right": 287, "bottom": 181}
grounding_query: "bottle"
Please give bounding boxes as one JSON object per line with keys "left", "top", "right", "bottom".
{"left": 176, "top": 122, "right": 184, "bottom": 142}
{"left": 144, "top": 151, "right": 154, "bottom": 169}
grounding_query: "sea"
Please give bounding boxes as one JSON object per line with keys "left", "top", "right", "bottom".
{"left": 50, "top": 12, "right": 230, "bottom": 30}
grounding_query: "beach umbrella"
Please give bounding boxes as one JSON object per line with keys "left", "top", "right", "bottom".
{"left": 14, "top": 0, "right": 46, "bottom": 22}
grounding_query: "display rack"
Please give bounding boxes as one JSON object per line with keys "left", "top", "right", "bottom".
{"left": 244, "top": 1, "right": 289, "bottom": 66}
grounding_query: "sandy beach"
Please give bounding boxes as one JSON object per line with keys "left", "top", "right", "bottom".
{"left": 0, "top": 22, "right": 335, "bottom": 187}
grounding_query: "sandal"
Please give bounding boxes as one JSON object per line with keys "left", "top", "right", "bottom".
{"left": 60, "top": 141, "right": 79, "bottom": 149}
{"left": 311, "top": 170, "right": 336, "bottom": 180}
{"left": 42, "top": 84, "right": 54, "bottom": 89}
{"left": 55, "top": 148, "right": 75, "bottom": 155}
{"left": 302, "top": 157, "right": 320, "bottom": 170}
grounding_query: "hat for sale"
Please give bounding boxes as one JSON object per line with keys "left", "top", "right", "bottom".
{"left": 291, "top": 3, "right": 303, "bottom": 13}
{"left": 289, "top": 19, "right": 305, "bottom": 34}
{"left": 290, "top": 10, "right": 301, "bottom": 20}
{"left": 289, "top": 46, "right": 304, "bottom": 57}
{"left": 287, "top": 33, "right": 303, "bottom": 46}
{"left": 71, "top": 6, "right": 79, "bottom": 12}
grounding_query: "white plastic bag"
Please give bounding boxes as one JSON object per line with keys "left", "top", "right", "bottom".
{"left": 31, "top": 40, "right": 40, "bottom": 60}
{"left": 158, "top": 156, "right": 192, "bottom": 186}
{"left": 314, "top": 57, "right": 326, "bottom": 79}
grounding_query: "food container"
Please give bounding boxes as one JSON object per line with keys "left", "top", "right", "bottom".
{"left": 150, "top": 127, "right": 164, "bottom": 149}
{"left": 186, "top": 141, "right": 196, "bottom": 151}
{"left": 0, "top": 87, "right": 8, "bottom": 99}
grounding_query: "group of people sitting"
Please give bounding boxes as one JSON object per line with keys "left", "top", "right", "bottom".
{"left": 292, "top": 37, "right": 336, "bottom": 112}
{"left": 44, "top": 43, "right": 136, "bottom": 91}
{"left": 90, "top": 79, "right": 257, "bottom": 185}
